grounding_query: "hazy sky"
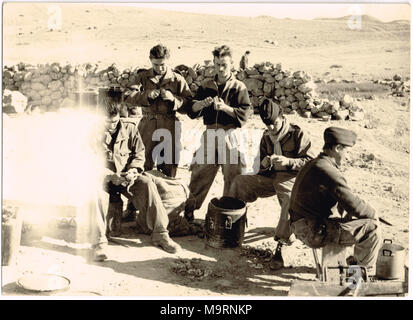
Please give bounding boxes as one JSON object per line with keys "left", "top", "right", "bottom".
{"left": 105, "top": 2, "right": 410, "bottom": 22}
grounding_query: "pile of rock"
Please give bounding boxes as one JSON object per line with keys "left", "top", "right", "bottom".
{"left": 2, "top": 63, "right": 145, "bottom": 113}
{"left": 2, "top": 89, "right": 28, "bottom": 114}
{"left": 175, "top": 61, "right": 321, "bottom": 117}
{"left": 235, "top": 62, "right": 317, "bottom": 115}
{"left": 3, "top": 62, "right": 364, "bottom": 120}
{"left": 374, "top": 74, "right": 410, "bottom": 97}
{"left": 174, "top": 61, "right": 216, "bottom": 95}
{"left": 309, "top": 94, "right": 365, "bottom": 121}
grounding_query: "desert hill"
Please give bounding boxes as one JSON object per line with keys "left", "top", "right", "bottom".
{"left": 3, "top": 3, "right": 410, "bottom": 80}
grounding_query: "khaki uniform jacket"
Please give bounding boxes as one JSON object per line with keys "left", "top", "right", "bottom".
{"left": 124, "top": 67, "right": 192, "bottom": 115}
{"left": 102, "top": 119, "right": 145, "bottom": 174}
{"left": 289, "top": 153, "right": 376, "bottom": 223}
{"left": 259, "top": 123, "right": 314, "bottom": 177}
{"left": 186, "top": 74, "right": 252, "bottom": 128}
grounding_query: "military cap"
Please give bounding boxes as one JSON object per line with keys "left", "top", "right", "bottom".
{"left": 324, "top": 127, "right": 357, "bottom": 147}
{"left": 259, "top": 98, "right": 282, "bottom": 125}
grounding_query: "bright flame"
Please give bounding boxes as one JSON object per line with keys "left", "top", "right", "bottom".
{"left": 3, "top": 109, "right": 106, "bottom": 225}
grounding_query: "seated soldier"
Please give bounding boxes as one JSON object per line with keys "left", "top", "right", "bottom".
{"left": 289, "top": 127, "right": 382, "bottom": 272}
{"left": 92, "top": 90, "right": 181, "bottom": 261}
{"left": 228, "top": 98, "right": 314, "bottom": 270}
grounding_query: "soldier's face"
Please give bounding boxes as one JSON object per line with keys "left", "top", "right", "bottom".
{"left": 335, "top": 145, "right": 350, "bottom": 166}
{"left": 151, "top": 58, "right": 168, "bottom": 76}
{"left": 266, "top": 118, "right": 283, "bottom": 133}
{"left": 214, "top": 56, "right": 232, "bottom": 80}
{"left": 106, "top": 114, "right": 120, "bottom": 133}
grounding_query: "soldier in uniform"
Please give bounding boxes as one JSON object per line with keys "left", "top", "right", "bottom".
{"left": 289, "top": 127, "right": 382, "bottom": 271}
{"left": 239, "top": 51, "right": 250, "bottom": 70}
{"left": 228, "top": 98, "right": 314, "bottom": 270}
{"left": 124, "top": 44, "right": 192, "bottom": 177}
{"left": 184, "top": 45, "right": 252, "bottom": 221}
{"left": 92, "top": 89, "right": 181, "bottom": 261}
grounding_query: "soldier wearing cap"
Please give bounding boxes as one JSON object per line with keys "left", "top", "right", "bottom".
{"left": 289, "top": 127, "right": 381, "bottom": 271}
{"left": 228, "top": 98, "right": 314, "bottom": 270}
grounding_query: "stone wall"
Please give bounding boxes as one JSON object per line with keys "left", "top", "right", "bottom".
{"left": 3, "top": 61, "right": 363, "bottom": 120}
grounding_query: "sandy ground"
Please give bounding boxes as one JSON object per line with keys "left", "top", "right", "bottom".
{"left": 1, "top": 3, "right": 410, "bottom": 297}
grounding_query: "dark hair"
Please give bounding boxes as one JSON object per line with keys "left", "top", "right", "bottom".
{"left": 212, "top": 45, "right": 232, "bottom": 59}
{"left": 245, "top": 51, "right": 250, "bottom": 54}
{"left": 102, "top": 87, "right": 122, "bottom": 117}
{"left": 149, "top": 44, "right": 170, "bottom": 59}
{"left": 104, "top": 100, "right": 120, "bottom": 117}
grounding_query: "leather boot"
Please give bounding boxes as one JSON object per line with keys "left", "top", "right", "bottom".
{"left": 152, "top": 235, "right": 181, "bottom": 254}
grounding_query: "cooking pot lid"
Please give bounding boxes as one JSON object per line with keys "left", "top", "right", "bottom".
{"left": 17, "top": 273, "right": 70, "bottom": 293}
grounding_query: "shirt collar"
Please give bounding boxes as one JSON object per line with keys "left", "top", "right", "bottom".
{"left": 148, "top": 67, "right": 174, "bottom": 85}
{"left": 204, "top": 72, "right": 236, "bottom": 92}
{"left": 104, "top": 120, "right": 127, "bottom": 145}
{"left": 319, "top": 152, "right": 339, "bottom": 169}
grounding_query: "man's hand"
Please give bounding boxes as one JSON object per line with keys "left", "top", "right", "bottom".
{"left": 124, "top": 168, "right": 140, "bottom": 182}
{"left": 271, "top": 155, "right": 290, "bottom": 170}
{"left": 160, "top": 88, "right": 175, "bottom": 102}
{"left": 147, "top": 89, "right": 160, "bottom": 100}
{"left": 213, "top": 97, "right": 229, "bottom": 112}
{"left": 260, "top": 156, "right": 272, "bottom": 170}
{"left": 192, "top": 97, "right": 214, "bottom": 112}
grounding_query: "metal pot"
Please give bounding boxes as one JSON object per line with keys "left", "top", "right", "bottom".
{"left": 376, "top": 239, "right": 406, "bottom": 280}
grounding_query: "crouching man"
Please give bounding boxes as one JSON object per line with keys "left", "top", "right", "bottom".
{"left": 289, "top": 127, "right": 381, "bottom": 272}
{"left": 228, "top": 98, "right": 314, "bottom": 270}
{"left": 92, "top": 92, "right": 181, "bottom": 261}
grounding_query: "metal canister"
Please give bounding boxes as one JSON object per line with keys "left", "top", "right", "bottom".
{"left": 205, "top": 197, "right": 247, "bottom": 249}
{"left": 376, "top": 239, "right": 406, "bottom": 280}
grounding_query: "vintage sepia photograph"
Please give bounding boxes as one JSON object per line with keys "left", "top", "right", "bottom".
{"left": 1, "top": 1, "right": 410, "bottom": 299}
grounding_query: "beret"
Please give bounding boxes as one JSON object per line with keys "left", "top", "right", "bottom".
{"left": 259, "top": 98, "right": 282, "bottom": 125}
{"left": 324, "top": 127, "right": 357, "bottom": 147}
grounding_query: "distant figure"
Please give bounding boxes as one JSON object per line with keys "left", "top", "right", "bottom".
{"left": 239, "top": 51, "right": 250, "bottom": 70}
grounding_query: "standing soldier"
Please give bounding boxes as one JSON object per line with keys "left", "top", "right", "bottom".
{"left": 228, "top": 98, "right": 314, "bottom": 270}
{"left": 184, "top": 45, "right": 252, "bottom": 221}
{"left": 124, "top": 44, "right": 192, "bottom": 177}
{"left": 239, "top": 51, "right": 250, "bottom": 70}
{"left": 289, "top": 127, "right": 382, "bottom": 272}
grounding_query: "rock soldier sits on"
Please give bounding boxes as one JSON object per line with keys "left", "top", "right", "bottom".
{"left": 184, "top": 45, "right": 252, "bottom": 222}
{"left": 124, "top": 44, "right": 192, "bottom": 178}
{"left": 289, "top": 127, "right": 382, "bottom": 272}
{"left": 228, "top": 98, "right": 314, "bottom": 270}
{"left": 92, "top": 88, "right": 181, "bottom": 261}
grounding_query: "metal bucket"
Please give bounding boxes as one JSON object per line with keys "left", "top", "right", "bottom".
{"left": 205, "top": 197, "right": 247, "bottom": 249}
{"left": 376, "top": 239, "right": 406, "bottom": 280}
